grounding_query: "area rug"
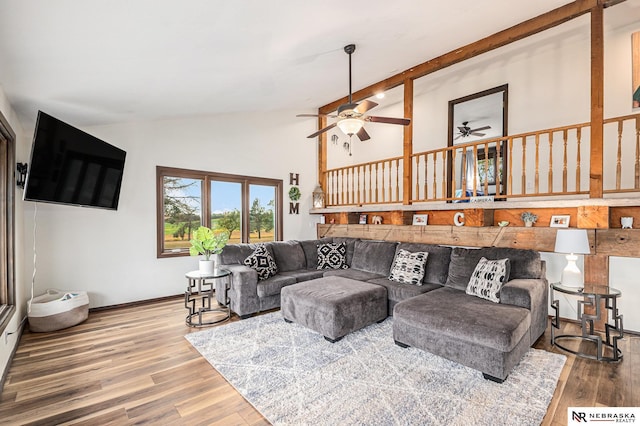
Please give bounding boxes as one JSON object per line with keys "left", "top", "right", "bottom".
{"left": 185, "top": 312, "right": 566, "bottom": 426}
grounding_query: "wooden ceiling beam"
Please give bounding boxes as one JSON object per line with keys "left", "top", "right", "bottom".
{"left": 319, "top": 0, "right": 619, "bottom": 115}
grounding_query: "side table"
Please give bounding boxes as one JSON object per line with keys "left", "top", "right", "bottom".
{"left": 550, "top": 282, "right": 623, "bottom": 362}
{"left": 185, "top": 269, "right": 232, "bottom": 327}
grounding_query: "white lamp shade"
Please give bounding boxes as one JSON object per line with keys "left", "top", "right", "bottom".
{"left": 337, "top": 118, "right": 364, "bottom": 135}
{"left": 554, "top": 229, "right": 590, "bottom": 255}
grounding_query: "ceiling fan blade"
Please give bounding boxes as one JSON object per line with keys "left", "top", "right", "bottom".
{"left": 306, "top": 122, "right": 337, "bottom": 138}
{"left": 469, "top": 125, "right": 491, "bottom": 132}
{"left": 470, "top": 132, "right": 486, "bottom": 137}
{"left": 457, "top": 126, "right": 467, "bottom": 132}
{"left": 296, "top": 113, "right": 337, "bottom": 118}
{"left": 354, "top": 100, "right": 378, "bottom": 114}
{"left": 365, "top": 115, "right": 411, "bottom": 126}
{"left": 454, "top": 135, "right": 463, "bottom": 141}
{"left": 356, "top": 127, "right": 370, "bottom": 141}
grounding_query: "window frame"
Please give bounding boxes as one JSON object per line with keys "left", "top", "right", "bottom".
{"left": 156, "top": 166, "right": 283, "bottom": 258}
{"left": 0, "top": 111, "right": 16, "bottom": 334}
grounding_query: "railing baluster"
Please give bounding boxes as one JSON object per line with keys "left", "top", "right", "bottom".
{"left": 508, "top": 137, "right": 513, "bottom": 195}
{"left": 441, "top": 150, "right": 447, "bottom": 200}
{"left": 616, "top": 120, "right": 623, "bottom": 191}
{"left": 451, "top": 148, "right": 457, "bottom": 200}
{"left": 521, "top": 137, "right": 527, "bottom": 195}
{"left": 548, "top": 132, "right": 554, "bottom": 193}
{"left": 496, "top": 140, "right": 502, "bottom": 197}
{"left": 483, "top": 143, "right": 489, "bottom": 195}
{"left": 534, "top": 134, "right": 540, "bottom": 194}
{"left": 387, "top": 161, "right": 392, "bottom": 202}
{"left": 396, "top": 159, "right": 400, "bottom": 202}
{"left": 460, "top": 149, "right": 466, "bottom": 199}
{"left": 472, "top": 145, "right": 478, "bottom": 196}
{"left": 563, "top": 129, "right": 568, "bottom": 193}
{"left": 415, "top": 155, "right": 420, "bottom": 201}
{"left": 423, "top": 154, "right": 428, "bottom": 200}
{"left": 432, "top": 152, "right": 437, "bottom": 199}
{"left": 368, "top": 164, "right": 372, "bottom": 204}
{"left": 576, "top": 127, "right": 582, "bottom": 193}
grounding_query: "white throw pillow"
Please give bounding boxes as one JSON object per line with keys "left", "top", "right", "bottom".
{"left": 465, "top": 257, "right": 511, "bottom": 303}
{"left": 388, "top": 249, "right": 428, "bottom": 286}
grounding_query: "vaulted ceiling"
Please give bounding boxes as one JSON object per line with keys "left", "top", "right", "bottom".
{"left": 0, "top": 0, "right": 638, "bottom": 129}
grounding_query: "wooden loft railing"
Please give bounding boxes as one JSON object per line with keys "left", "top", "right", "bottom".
{"left": 324, "top": 113, "right": 640, "bottom": 207}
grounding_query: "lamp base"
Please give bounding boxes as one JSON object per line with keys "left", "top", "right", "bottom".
{"left": 561, "top": 254, "right": 584, "bottom": 288}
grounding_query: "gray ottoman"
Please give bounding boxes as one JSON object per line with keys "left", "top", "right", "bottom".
{"left": 281, "top": 276, "right": 388, "bottom": 342}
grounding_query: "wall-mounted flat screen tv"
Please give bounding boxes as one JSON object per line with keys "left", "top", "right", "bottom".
{"left": 24, "top": 111, "right": 126, "bottom": 210}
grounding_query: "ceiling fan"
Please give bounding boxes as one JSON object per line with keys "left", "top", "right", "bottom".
{"left": 454, "top": 121, "right": 491, "bottom": 140}
{"left": 297, "top": 44, "right": 410, "bottom": 141}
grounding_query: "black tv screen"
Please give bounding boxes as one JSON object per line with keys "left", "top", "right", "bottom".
{"left": 24, "top": 111, "right": 126, "bottom": 210}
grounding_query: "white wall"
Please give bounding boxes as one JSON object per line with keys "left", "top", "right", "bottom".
{"left": 0, "top": 84, "right": 27, "bottom": 385}
{"left": 20, "top": 111, "right": 320, "bottom": 309}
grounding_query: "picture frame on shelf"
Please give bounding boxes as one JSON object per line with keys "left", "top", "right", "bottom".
{"left": 412, "top": 214, "right": 428, "bottom": 226}
{"left": 359, "top": 214, "right": 368, "bottom": 224}
{"left": 550, "top": 215, "right": 570, "bottom": 228}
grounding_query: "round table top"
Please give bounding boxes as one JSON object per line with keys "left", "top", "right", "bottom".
{"left": 551, "top": 282, "right": 621, "bottom": 297}
{"left": 185, "top": 268, "right": 231, "bottom": 279}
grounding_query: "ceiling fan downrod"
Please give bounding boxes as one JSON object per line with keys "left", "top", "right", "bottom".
{"left": 344, "top": 44, "right": 356, "bottom": 105}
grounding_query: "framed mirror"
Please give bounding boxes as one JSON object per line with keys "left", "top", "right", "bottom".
{"left": 447, "top": 84, "right": 508, "bottom": 201}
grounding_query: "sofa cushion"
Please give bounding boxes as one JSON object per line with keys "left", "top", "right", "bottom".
{"left": 397, "top": 243, "right": 452, "bottom": 286}
{"left": 317, "top": 242, "right": 349, "bottom": 269}
{"left": 299, "top": 238, "right": 332, "bottom": 269}
{"left": 351, "top": 240, "right": 398, "bottom": 276}
{"left": 221, "top": 244, "right": 257, "bottom": 265}
{"left": 445, "top": 247, "right": 542, "bottom": 290}
{"left": 256, "top": 274, "right": 297, "bottom": 298}
{"left": 332, "top": 237, "right": 358, "bottom": 266}
{"left": 466, "top": 257, "right": 511, "bottom": 303}
{"left": 322, "top": 268, "right": 385, "bottom": 282}
{"left": 393, "top": 287, "right": 531, "bottom": 352}
{"left": 269, "top": 240, "right": 306, "bottom": 272}
{"left": 389, "top": 249, "right": 428, "bottom": 285}
{"left": 244, "top": 245, "right": 278, "bottom": 281}
{"left": 280, "top": 269, "right": 325, "bottom": 282}
{"left": 367, "top": 277, "right": 441, "bottom": 304}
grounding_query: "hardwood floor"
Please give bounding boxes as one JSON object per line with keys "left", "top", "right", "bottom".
{"left": 0, "top": 297, "right": 637, "bottom": 425}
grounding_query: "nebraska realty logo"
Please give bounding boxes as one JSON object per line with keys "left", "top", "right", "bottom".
{"left": 568, "top": 407, "right": 638, "bottom": 424}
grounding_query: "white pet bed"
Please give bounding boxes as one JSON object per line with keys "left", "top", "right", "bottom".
{"left": 28, "top": 289, "right": 89, "bottom": 332}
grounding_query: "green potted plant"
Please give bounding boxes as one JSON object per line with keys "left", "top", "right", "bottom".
{"left": 521, "top": 211, "right": 538, "bottom": 227}
{"left": 189, "top": 226, "right": 229, "bottom": 274}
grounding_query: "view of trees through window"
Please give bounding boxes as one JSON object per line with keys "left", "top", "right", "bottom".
{"left": 157, "top": 167, "right": 282, "bottom": 257}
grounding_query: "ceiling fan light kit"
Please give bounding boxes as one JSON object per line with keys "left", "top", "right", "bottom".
{"left": 297, "top": 43, "right": 410, "bottom": 147}
{"left": 337, "top": 117, "right": 364, "bottom": 136}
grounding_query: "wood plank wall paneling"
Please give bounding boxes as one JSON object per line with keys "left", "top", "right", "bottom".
{"left": 318, "top": 224, "right": 598, "bottom": 253}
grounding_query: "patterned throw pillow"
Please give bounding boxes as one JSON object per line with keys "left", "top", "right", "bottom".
{"left": 317, "top": 242, "right": 348, "bottom": 270}
{"left": 465, "top": 257, "right": 511, "bottom": 303}
{"left": 244, "top": 244, "right": 278, "bottom": 281}
{"left": 388, "top": 249, "right": 429, "bottom": 286}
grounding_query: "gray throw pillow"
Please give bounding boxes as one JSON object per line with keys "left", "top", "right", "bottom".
{"left": 465, "top": 257, "right": 511, "bottom": 303}
{"left": 317, "top": 242, "right": 348, "bottom": 270}
{"left": 244, "top": 244, "right": 278, "bottom": 280}
{"left": 388, "top": 249, "right": 429, "bottom": 286}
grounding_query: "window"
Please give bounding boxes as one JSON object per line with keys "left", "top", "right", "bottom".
{"left": 0, "top": 111, "right": 16, "bottom": 333}
{"left": 157, "top": 166, "right": 283, "bottom": 257}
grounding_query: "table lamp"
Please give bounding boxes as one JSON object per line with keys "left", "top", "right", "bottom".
{"left": 554, "top": 229, "right": 591, "bottom": 288}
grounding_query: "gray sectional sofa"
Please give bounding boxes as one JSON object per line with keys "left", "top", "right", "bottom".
{"left": 219, "top": 237, "right": 548, "bottom": 382}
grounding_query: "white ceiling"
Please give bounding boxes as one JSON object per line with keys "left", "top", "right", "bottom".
{"left": 0, "top": 0, "right": 637, "bottom": 130}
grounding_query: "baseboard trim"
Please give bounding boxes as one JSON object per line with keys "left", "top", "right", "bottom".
{"left": 89, "top": 294, "right": 183, "bottom": 312}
